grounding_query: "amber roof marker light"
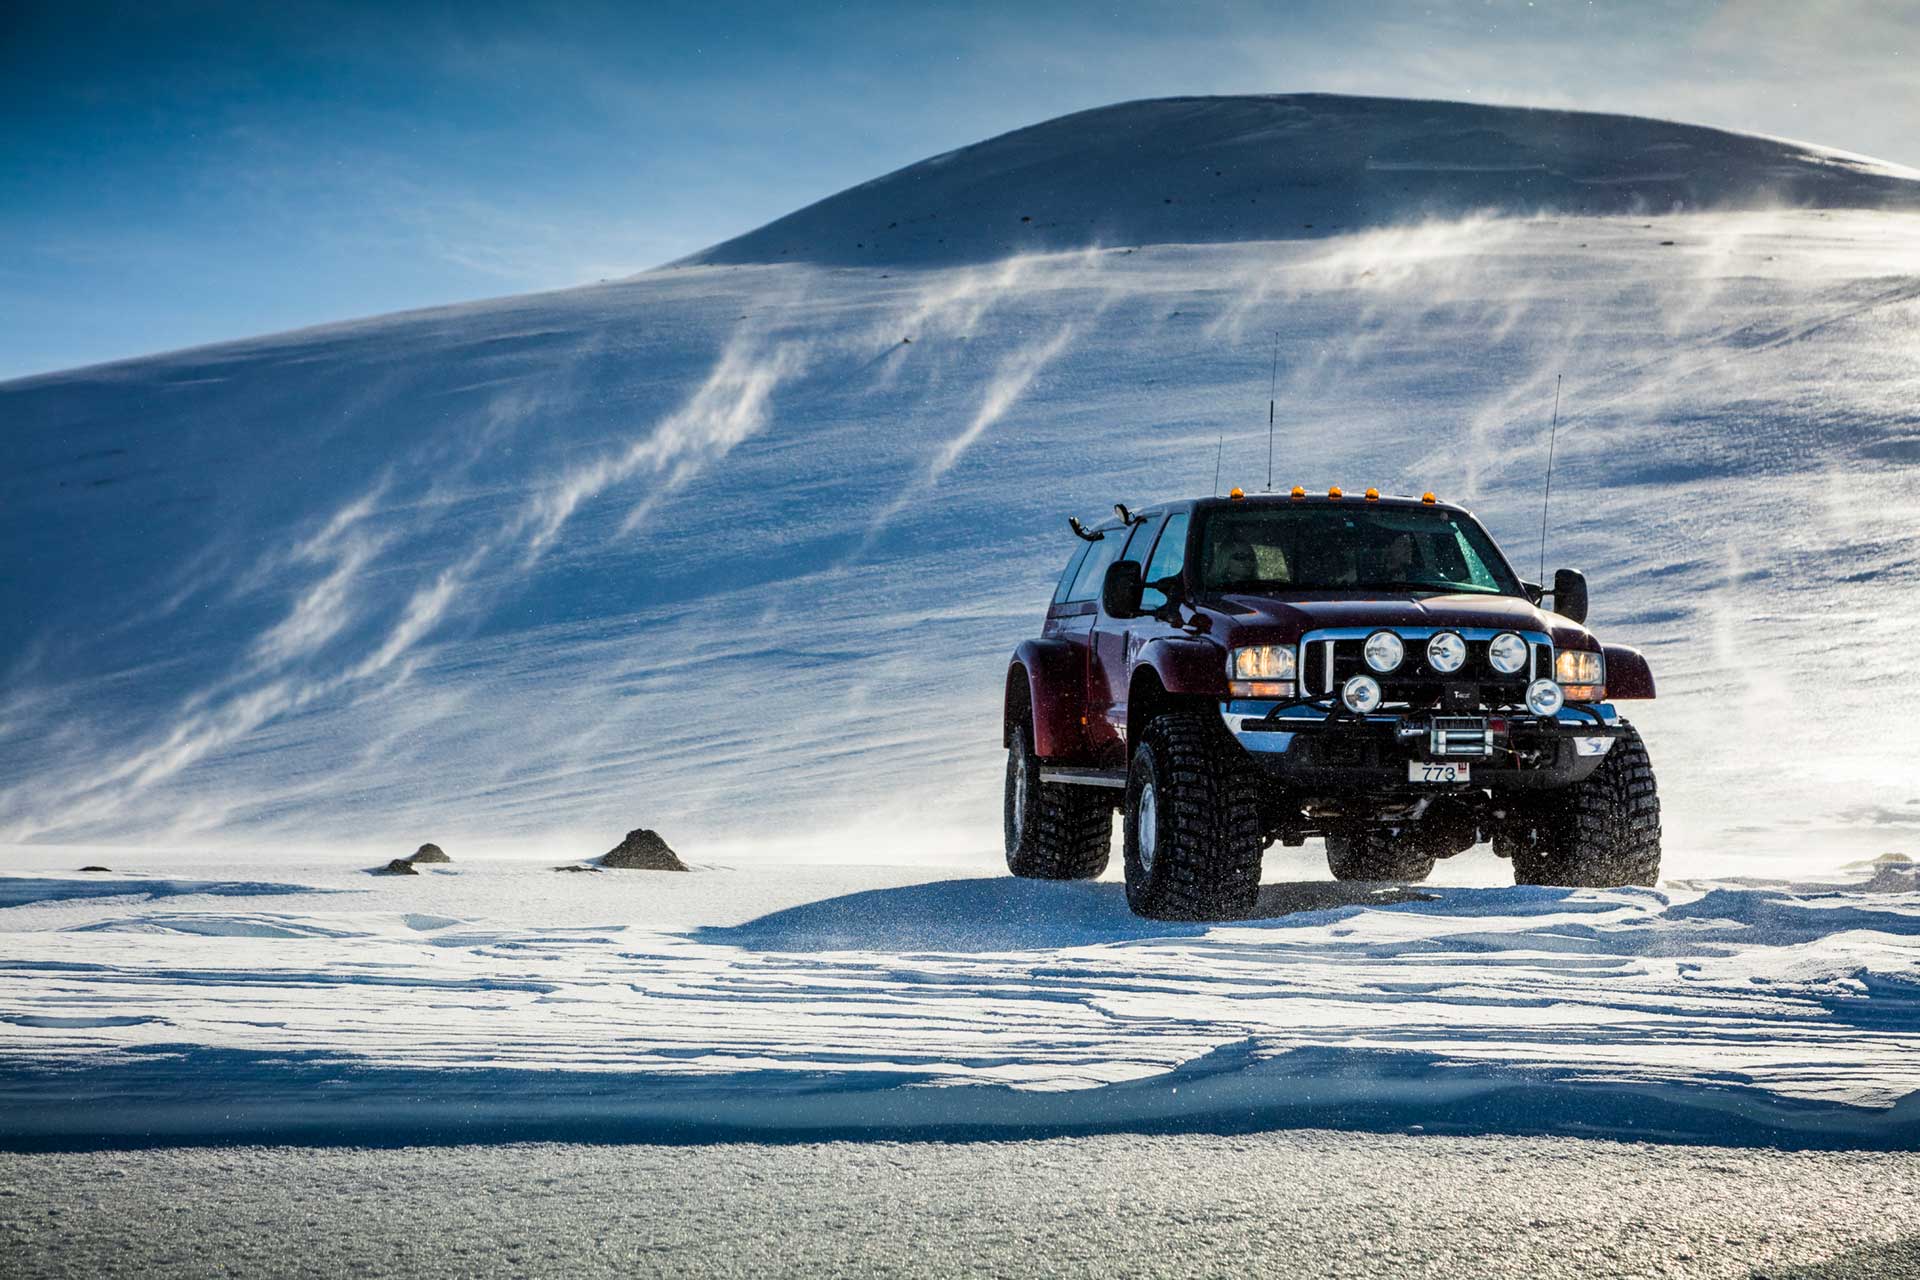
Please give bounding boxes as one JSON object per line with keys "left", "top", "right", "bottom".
{"left": 1229, "top": 487, "right": 1245, "bottom": 501}
{"left": 1365, "top": 487, "right": 1380, "bottom": 501}
{"left": 1422, "top": 491, "right": 1438, "bottom": 504}
{"left": 1328, "top": 485, "right": 1344, "bottom": 499}
{"left": 1290, "top": 485, "right": 1305, "bottom": 499}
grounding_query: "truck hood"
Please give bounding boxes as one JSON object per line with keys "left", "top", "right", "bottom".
{"left": 1203, "top": 591, "right": 1589, "bottom": 645}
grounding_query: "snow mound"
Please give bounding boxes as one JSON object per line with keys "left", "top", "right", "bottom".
{"left": 685, "top": 95, "right": 1920, "bottom": 267}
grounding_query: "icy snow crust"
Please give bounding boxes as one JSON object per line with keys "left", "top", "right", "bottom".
{"left": 2, "top": 854, "right": 1920, "bottom": 1149}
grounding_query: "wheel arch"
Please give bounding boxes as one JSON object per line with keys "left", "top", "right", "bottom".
{"left": 1126, "top": 637, "right": 1229, "bottom": 750}
{"left": 1006, "top": 639, "right": 1089, "bottom": 760}
{"left": 1603, "top": 643, "right": 1656, "bottom": 699}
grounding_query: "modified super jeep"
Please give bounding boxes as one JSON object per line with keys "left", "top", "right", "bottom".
{"left": 1003, "top": 488, "right": 1661, "bottom": 919}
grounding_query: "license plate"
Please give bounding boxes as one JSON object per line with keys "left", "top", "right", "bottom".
{"left": 1409, "top": 760, "right": 1471, "bottom": 783}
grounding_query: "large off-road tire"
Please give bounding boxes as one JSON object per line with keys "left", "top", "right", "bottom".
{"left": 1325, "top": 829, "right": 1437, "bottom": 882}
{"left": 1512, "top": 721, "right": 1662, "bottom": 888}
{"left": 1123, "top": 713, "right": 1264, "bottom": 920}
{"left": 1005, "top": 724, "right": 1112, "bottom": 880}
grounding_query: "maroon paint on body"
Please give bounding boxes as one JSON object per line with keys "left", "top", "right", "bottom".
{"left": 1006, "top": 495, "right": 1654, "bottom": 766}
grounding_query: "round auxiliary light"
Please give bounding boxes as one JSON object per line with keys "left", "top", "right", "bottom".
{"left": 1526, "top": 678, "right": 1565, "bottom": 717}
{"left": 1363, "top": 630, "right": 1405, "bottom": 673}
{"left": 1488, "top": 631, "right": 1530, "bottom": 675}
{"left": 1426, "top": 631, "right": 1468, "bottom": 674}
{"left": 1328, "top": 486, "right": 1344, "bottom": 499}
{"left": 1290, "top": 485, "right": 1305, "bottom": 499}
{"left": 1341, "top": 674, "right": 1383, "bottom": 715}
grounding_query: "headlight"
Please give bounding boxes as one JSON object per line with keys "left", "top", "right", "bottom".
{"left": 1363, "top": 630, "right": 1404, "bottom": 672}
{"left": 1426, "top": 631, "right": 1467, "bottom": 674}
{"left": 1555, "top": 650, "right": 1604, "bottom": 685}
{"left": 1341, "top": 674, "right": 1383, "bottom": 714}
{"left": 1555, "top": 649, "right": 1605, "bottom": 701}
{"left": 1525, "top": 678, "right": 1565, "bottom": 716}
{"left": 1231, "top": 645, "right": 1296, "bottom": 681}
{"left": 1487, "top": 632, "right": 1529, "bottom": 675}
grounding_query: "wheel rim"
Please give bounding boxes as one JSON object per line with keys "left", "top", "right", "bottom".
{"left": 1136, "top": 778, "right": 1158, "bottom": 875}
{"left": 1009, "top": 739, "right": 1028, "bottom": 843}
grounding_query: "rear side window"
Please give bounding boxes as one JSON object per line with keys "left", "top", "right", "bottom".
{"left": 1141, "top": 512, "right": 1190, "bottom": 610}
{"left": 1051, "top": 541, "right": 1092, "bottom": 604}
{"left": 1064, "top": 528, "right": 1124, "bottom": 602}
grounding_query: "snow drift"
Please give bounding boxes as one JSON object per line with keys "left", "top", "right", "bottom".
{"left": 3, "top": 854, "right": 1919, "bottom": 1150}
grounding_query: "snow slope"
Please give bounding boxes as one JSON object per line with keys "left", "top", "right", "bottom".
{"left": 3, "top": 852, "right": 1920, "bottom": 1149}
{"left": 3, "top": 95, "right": 1920, "bottom": 873}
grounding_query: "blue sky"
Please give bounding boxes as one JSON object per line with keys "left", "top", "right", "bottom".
{"left": 2, "top": 0, "right": 1913, "bottom": 379}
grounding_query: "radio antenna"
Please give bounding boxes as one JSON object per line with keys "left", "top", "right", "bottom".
{"left": 1264, "top": 332, "right": 1280, "bottom": 491}
{"left": 1537, "top": 373, "right": 1562, "bottom": 584}
{"left": 1211, "top": 431, "right": 1224, "bottom": 496}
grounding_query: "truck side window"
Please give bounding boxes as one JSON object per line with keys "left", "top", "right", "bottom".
{"left": 1064, "top": 528, "right": 1123, "bottom": 602}
{"left": 1140, "top": 512, "right": 1189, "bottom": 609}
{"left": 1120, "top": 515, "right": 1165, "bottom": 566}
{"left": 1051, "top": 541, "right": 1092, "bottom": 604}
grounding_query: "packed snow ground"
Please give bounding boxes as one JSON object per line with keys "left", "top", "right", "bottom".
{"left": 3, "top": 848, "right": 1918, "bottom": 1149}
{"left": 6, "top": 1132, "right": 1920, "bottom": 1279}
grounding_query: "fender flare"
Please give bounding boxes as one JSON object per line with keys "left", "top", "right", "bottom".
{"left": 1006, "top": 640, "right": 1089, "bottom": 760}
{"left": 1603, "top": 643, "right": 1656, "bottom": 700}
{"left": 1135, "top": 635, "right": 1230, "bottom": 699}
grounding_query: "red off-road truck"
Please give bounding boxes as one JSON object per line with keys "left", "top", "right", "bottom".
{"left": 1003, "top": 489, "right": 1660, "bottom": 919}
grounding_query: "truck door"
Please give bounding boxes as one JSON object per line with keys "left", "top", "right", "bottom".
{"left": 1089, "top": 514, "right": 1169, "bottom": 767}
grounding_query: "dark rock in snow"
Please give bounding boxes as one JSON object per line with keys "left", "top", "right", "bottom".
{"left": 78, "top": 866, "right": 112, "bottom": 872}
{"left": 370, "top": 859, "right": 419, "bottom": 876}
{"left": 408, "top": 843, "right": 450, "bottom": 864}
{"left": 553, "top": 864, "right": 603, "bottom": 874}
{"left": 1864, "top": 864, "right": 1920, "bottom": 893}
{"left": 598, "top": 829, "right": 689, "bottom": 871}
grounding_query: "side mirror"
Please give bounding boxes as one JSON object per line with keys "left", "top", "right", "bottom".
{"left": 1551, "top": 568, "right": 1589, "bottom": 625}
{"left": 1102, "top": 560, "right": 1145, "bottom": 619}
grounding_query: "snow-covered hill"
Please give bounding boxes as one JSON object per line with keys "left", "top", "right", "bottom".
{"left": 3, "top": 95, "right": 1920, "bottom": 876}
{"left": 688, "top": 94, "right": 1920, "bottom": 266}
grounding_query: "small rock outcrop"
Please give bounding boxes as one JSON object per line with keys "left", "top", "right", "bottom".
{"left": 371, "top": 859, "right": 419, "bottom": 876}
{"left": 598, "top": 829, "right": 688, "bottom": 872}
{"left": 78, "top": 865, "right": 113, "bottom": 873}
{"left": 1865, "top": 863, "right": 1920, "bottom": 893}
{"left": 408, "top": 843, "right": 450, "bottom": 864}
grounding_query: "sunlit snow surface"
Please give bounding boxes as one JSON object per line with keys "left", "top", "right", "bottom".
{"left": 5, "top": 211, "right": 1920, "bottom": 869}
{"left": 3, "top": 853, "right": 1919, "bottom": 1147}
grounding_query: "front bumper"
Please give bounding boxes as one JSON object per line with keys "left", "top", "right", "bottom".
{"left": 1221, "top": 698, "right": 1623, "bottom": 791}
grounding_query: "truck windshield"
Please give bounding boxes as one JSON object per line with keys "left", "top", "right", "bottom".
{"left": 1197, "top": 504, "right": 1523, "bottom": 596}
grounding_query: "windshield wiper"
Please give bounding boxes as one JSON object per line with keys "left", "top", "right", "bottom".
{"left": 1357, "top": 580, "right": 1505, "bottom": 596}
{"left": 1213, "top": 580, "right": 1506, "bottom": 596}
